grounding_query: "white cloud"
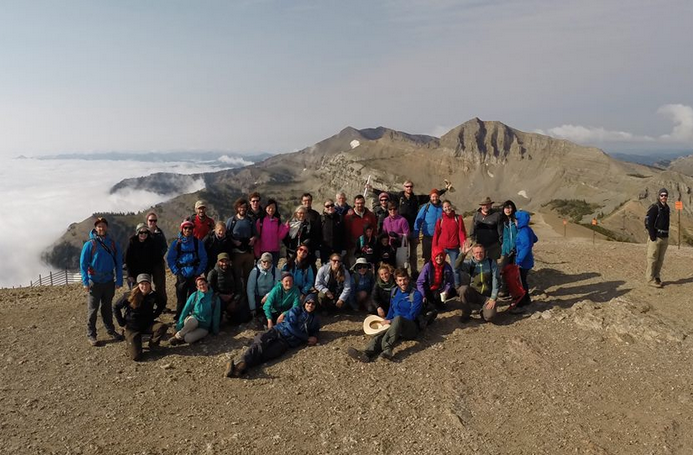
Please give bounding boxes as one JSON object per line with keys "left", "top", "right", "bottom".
{"left": 429, "top": 125, "right": 453, "bottom": 138}
{"left": 658, "top": 104, "right": 693, "bottom": 142}
{"left": 539, "top": 104, "right": 693, "bottom": 145}
{"left": 218, "top": 155, "right": 254, "bottom": 166}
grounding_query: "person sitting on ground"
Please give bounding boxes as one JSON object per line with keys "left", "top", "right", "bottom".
{"left": 114, "top": 274, "right": 168, "bottom": 361}
{"left": 284, "top": 206, "right": 311, "bottom": 259}
{"left": 225, "top": 293, "right": 320, "bottom": 378}
{"left": 281, "top": 245, "right": 315, "bottom": 301}
{"left": 167, "top": 220, "right": 208, "bottom": 323}
{"left": 355, "top": 224, "right": 377, "bottom": 266}
{"left": 347, "top": 268, "right": 423, "bottom": 363}
{"left": 455, "top": 243, "right": 499, "bottom": 323}
{"left": 375, "top": 232, "right": 397, "bottom": 268}
{"left": 262, "top": 272, "right": 301, "bottom": 329}
{"left": 320, "top": 199, "right": 344, "bottom": 265}
{"left": 432, "top": 200, "right": 467, "bottom": 287}
{"left": 203, "top": 221, "right": 233, "bottom": 274}
{"left": 470, "top": 197, "right": 504, "bottom": 260}
{"left": 513, "top": 210, "right": 538, "bottom": 311}
{"left": 315, "top": 253, "right": 352, "bottom": 310}
{"left": 226, "top": 197, "right": 258, "bottom": 287}
{"left": 187, "top": 200, "right": 215, "bottom": 241}
{"left": 350, "top": 258, "right": 374, "bottom": 311}
{"left": 369, "top": 264, "right": 395, "bottom": 317}
{"left": 254, "top": 198, "right": 288, "bottom": 266}
{"left": 246, "top": 252, "right": 280, "bottom": 320}
{"left": 170, "top": 275, "right": 221, "bottom": 345}
{"left": 146, "top": 212, "right": 169, "bottom": 310}
{"left": 80, "top": 216, "right": 125, "bottom": 346}
{"left": 207, "top": 253, "right": 243, "bottom": 323}
{"left": 125, "top": 223, "right": 159, "bottom": 289}
{"left": 417, "top": 247, "right": 456, "bottom": 316}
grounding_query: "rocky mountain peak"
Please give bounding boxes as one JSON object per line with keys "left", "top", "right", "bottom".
{"left": 440, "top": 118, "right": 526, "bottom": 163}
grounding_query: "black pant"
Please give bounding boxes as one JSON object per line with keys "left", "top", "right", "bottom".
{"left": 519, "top": 268, "right": 531, "bottom": 306}
{"left": 421, "top": 236, "right": 433, "bottom": 264}
{"left": 124, "top": 322, "right": 168, "bottom": 361}
{"left": 174, "top": 274, "right": 197, "bottom": 322}
{"left": 241, "top": 328, "right": 290, "bottom": 369}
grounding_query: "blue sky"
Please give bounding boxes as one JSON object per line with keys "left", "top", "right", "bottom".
{"left": 1, "top": 0, "right": 692, "bottom": 156}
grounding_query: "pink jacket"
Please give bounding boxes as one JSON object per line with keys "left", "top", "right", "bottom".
{"left": 254, "top": 216, "right": 289, "bottom": 257}
{"left": 382, "top": 215, "right": 410, "bottom": 239}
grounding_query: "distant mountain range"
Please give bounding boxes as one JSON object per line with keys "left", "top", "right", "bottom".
{"left": 19, "top": 151, "right": 272, "bottom": 166}
{"left": 44, "top": 118, "right": 693, "bottom": 269}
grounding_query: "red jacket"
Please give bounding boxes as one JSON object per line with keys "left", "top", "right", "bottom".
{"left": 344, "top": 209, "right": 377, "bottom": 248}
{"left": 190, "top": 215, "right": 215, "bottom": 241}
{"left": 433, "top": 211, "right": 467, "bottom": 249}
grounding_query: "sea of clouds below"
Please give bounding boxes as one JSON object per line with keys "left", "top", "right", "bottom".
{"left": 0, "top": 156, "right": 247, "bottom": 288}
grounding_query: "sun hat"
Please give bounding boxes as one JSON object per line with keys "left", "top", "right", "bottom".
{"left": 363, "top": 315, "right": 389, "bottom": 335}
{"left": 479, "top": 196, "right": 494, "bottom": 205}
{"left": 351, "top": 257, "right": 371, "bottom": 271}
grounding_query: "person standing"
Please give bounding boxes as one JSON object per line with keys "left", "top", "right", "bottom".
{"left": 254, "top": 198, "right": 288, "bottom": 266}
{"left": 226, "top": 198, "right": 258, "bottom": 287}
{"left": 334, "top": 191, "right": 351, "bottom": 219}
{"left": 470, "top": 197, "right": 504, "bottom": 261}
{"left": 414, "top": 190, "right": 444, "bottom": 265}
{"left": 320, "top": 199, "right": 344, "bottom": 264}
{"left": 203, "top": 221, "right": 233, "bottom": 274}
{"left": 432, "top": 200, "right": 467, "bottom": 286}
{"left": 187, "top": 200, "right": 215, "bottom": 241}
{"left": 167, "top": 220, "right": 208, "bottom": 323}
{"left": 80, "top": 217, "right": 125, "bottom": 346}
{"left": 513, "top": 211, "right": 538, "bottom": 309}
{"left": 343, "top": 195, "right": 377, "bottom": 268}
{"left": 146, "top": 212, "right": 169, "bottom": 311}
{"left": 301, "top": 193, "right": 322, "bottom": 266}
{"left": 124, "top": 223, "right": 159, "bottom": 289}
{"left": 645, "top": 188, "right": 671, "bottom": 288}
{"left": 247, "top": 192, "right": 264, "bottom": 226}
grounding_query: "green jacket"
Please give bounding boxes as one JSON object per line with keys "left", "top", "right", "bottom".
{"left": 262, "top": 282, "right": 301, "bottom": 320}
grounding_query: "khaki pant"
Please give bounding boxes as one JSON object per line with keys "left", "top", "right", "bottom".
{"left": 125, "top": 322, "right": 168, "bottom": 361}
{"left": 174, "top": 316, "right": 209, "bottom": 344}
{"left": 646, "top": 237, "right": 668, "bottom": 282}
{"left": 458, "top": 285, "right": 497, "bottom": 322}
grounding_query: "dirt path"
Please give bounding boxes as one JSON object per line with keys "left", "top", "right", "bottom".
{"left": 1, "top": 215, "right": 692, "bottom": 454}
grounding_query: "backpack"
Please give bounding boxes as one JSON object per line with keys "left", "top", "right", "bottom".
{"left": 175, "top": 237, "right": 200, "bottom": 268}
{"left": 253, "top": 265, "right": 278, "bottom": 299}
{"left": 90, "top": 237, "right": 117, "bottom": 264}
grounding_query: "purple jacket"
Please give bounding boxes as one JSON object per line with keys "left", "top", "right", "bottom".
{"left": 254, "top": 216, "right": 289, "bottom": 257}
{"left": 416, "top": 261, "right": 454, "bottom": 297}
{"left": 382, "top": 215, "right": 410, "bottom": 239}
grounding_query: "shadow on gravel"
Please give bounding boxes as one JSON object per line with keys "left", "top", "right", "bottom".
{"left": 663, "top": 276, "right": 693, "bottom": 286}
{"left": 394, "top": 303, "right": 462, "bottom": 361}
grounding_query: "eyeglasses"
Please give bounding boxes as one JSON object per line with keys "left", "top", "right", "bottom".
{"left": 331, "top": 259, "right": 341, "bottom": 263}
{"left": 138, "top": 231, "right": 149, "bottom": 235}
{"left": 260, "top": 260, "right": 271, "bottom": 264}
{"left": 182, "top": 227, "right": 193, "bottom": 231}
{"left": 324, "top": 204, "right": 334, "bottom": 208}
{"left": 379, "top": 198, "right": 388, "bottom": 201}
{"left": 356, "top": 265, "right": 368, "bottom": 270}
{"left": 147, "top": 219, "right": 157, "bottom": 223}
{"left": 388, "top": 208, "right": 396, "bottom": 211}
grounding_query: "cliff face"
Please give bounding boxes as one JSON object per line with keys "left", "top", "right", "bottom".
{"left": 44, "top": 118, "right": 693, "bottom": 269}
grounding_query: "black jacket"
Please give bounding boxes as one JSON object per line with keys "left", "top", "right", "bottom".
{"left": 470, "top": 209, "right": 503, "bottom": 248}
{"left": 114, "top": 291, "right": 165, "bottom": 332}
{"left": 125, "top": 235, "right": 159, "bottom": 279}
{"left": 203, "top": 232, "right": 234, "bottom": 273}
{"left": 207, "top": 264, "right": 238, "bottom": 295}
{"left": 321, "top": 211, "right": 344, "bottom": 252}
{"left": 646, "top": 202, "right": 670, "bottom": 241}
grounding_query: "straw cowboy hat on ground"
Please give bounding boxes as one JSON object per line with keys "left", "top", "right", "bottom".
{"left": 363, "top": 315, "right": 389, "bottom": 335}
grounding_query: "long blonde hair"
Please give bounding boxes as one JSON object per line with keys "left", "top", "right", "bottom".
{"left": 128, "top": 286, "right": 145, "bottom": 309}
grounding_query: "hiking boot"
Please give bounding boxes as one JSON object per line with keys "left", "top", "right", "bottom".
{"left": 224, "top": 361, "right": 235, "bottom": 378}
{"left": 233, "top": 361, "right": 247, "bottom": 377}
{"left": 380, "top": 350, "right": 395, "bottom": 361}
{"left": 169, "top": 335, "right": 184, "bottom": 346}
{"left": 108, "top": 330, "right": 124, "bottom": 342}
{"left": 347, "top": 347, "right": 372, "bottom": 363}
{"left": 87, "top": 336, "right": 99, "bottom": 347}
{"left": 649, "top": 280, "right": 663, "bottom": 289}
{"left": 655, "top": 278, "right": 663, "bottom": 287}
{"left": 148, "top": 339, "right": 161, "bottom": 349}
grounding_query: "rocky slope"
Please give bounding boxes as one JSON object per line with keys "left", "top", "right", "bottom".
{"left": 4, "top": 218, "right": 693, "bottom": 454}
{"left": 44, "top": 118, "right": 693, "bottom": 269}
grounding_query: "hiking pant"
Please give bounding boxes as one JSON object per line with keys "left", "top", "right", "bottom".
{"left": 484, "top": 242, "right": 502, "bottom": 261}
{"left": 421, "top": 236, "right": 433, "bottom": 265}
{"left": 174, "top": 316, "right": 209, "bottom": 344}
{"left": 458, "top": 285, "right": 497, "bottom": 322}
{"left": 318, "top": 291, "right": 349, "bottom": 311}
{"left": 174, "top": 274, "right": 196, "bottom": 323}
{"left": 151, "top": 260, "right": 168, "bottom": 309}
{"left": 424, "top": 287, "right": 457, "bottom": 310}
{"left": 365, "top": 316, "right": 418, "bottom": 356}
{"left": 86, "top": 281, "right": 116, "bottom": 338}
{"left": 408, "top": 237, "right": 419, "bottom": 274}
{"left": 445, "top": 248, "right": 461, "bottom": 287}
{"left": 519, "top": 267, "right": 531, "bottom": 305}
{"left": 124, "top": 322, "right": 168, "bottom": 361}
{"left": 232, "top": 251, "right": 255, "bottom": 289}
{"left": 240, "top": 328, "right": 290, "bottom": 369}
{"left": 646, "top": 237, "right": 668, "bottom": 282}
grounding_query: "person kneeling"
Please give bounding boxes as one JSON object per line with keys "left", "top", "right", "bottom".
{"left": 114, "top": 273, "right": 168, "bottom": 361}
{"left": 225, "top": 294, "right": 320, "bottom": 377}
{"left": 347, "top": 268, "right": 422, "bottom": 362}
{"left": 455, "top": 243, "right": 499, "bottom": 323}
{"left": 170, "top": 276, "right": 221, "bottom": 345}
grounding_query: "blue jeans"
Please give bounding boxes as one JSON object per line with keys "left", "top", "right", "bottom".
{"left": 445, "top": 248, "right": 461, "bottom": 287}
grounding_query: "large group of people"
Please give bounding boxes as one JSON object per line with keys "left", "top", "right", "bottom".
{"left": 80, "top": 180, "right": 545, "bottom": 373}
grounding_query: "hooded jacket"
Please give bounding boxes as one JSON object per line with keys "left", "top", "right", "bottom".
{"left": 176, "top": 289, "right": 221, "bottom": 334}
{"left": 416, "top": 247, "right": 454, "bottom": 296}
{"left": 246, "top": 264, "right": 279, "bottom": 311}
{"left": 254, "top": 216, "right": 289, "bottom": 257}
{"left": 414, "top": 201, "right": 443, "bottom": 238}
{"left": 166, "top": 233, "right": 207, "bottom": 279}
{"left": 515, "top": 211, "right": 538, "bottom": 270}
{"left": 501, "top": 200, "right": 518, "bottom": 257}
{"left": 432, "top": 210, "right": 467, "bottom": 250}
{"left": 275, "top": 300, "right": 321, "bottom": 348}
{"left": 80, "top": 229, "right": 124, "bottom": 287}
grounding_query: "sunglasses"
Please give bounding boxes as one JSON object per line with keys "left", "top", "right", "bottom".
{"left": 138, "top": 231, "right": 149, "bottom": 235}
{"left": 324, "top": 204, "right": 334, "bottom": 208}
{"left": 250, "top": 199, "right": 260, "bottom": 203}
{"left": 147, "top": 219, "right": 157, "bottom": 223}
{"left": 182, "top": 227, "right": 193, "bottom": 230}
{"left": 404, "top": 185, "right": 413, "bottom": 188}
{"left": 297, "top": 248, "right": 308, "bottom": 253}
{"left": 331, "top": 259, "right": 341, "bottom": 263}
{"left": 660, "top": 194, "right": 668, "bottom": 197}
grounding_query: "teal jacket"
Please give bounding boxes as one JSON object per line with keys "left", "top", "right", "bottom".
{"left": 176, "top": 290, "right": 221, "bottom": 334}
{"left": 263, "top": 282, "right": 301, "bottom": 320}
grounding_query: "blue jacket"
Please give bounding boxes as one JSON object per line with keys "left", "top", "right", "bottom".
{"left": 80, "top": 230, "right": 123, "bottom": 286}
{"left": 386, "top": 287, "right": 423, "bottom": 321}
{"left": 247, "top": 264, "right": 279, "bottom": 311}
{"left": 501, "top": 220, "right": 518, "bottom": 257}
{"left": 515, "top": 211, "right": 538, "bottom": 270}
{"left": 414, "top": 202, "right": 443, "bottom": 238}
{"left": 416, "top": 261, "right": 454, "bottom": 296}
{"left": 176, "top": 290, "right": 221, "bottom": 334}
{"left": 275, "top": 303, "right": 321, "bottom": 348}
{"left": 281, "top": 263, "right": 314, "bottom": 296}
{"left": 166, "top": 234, "right": 207, "bottom": 279}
